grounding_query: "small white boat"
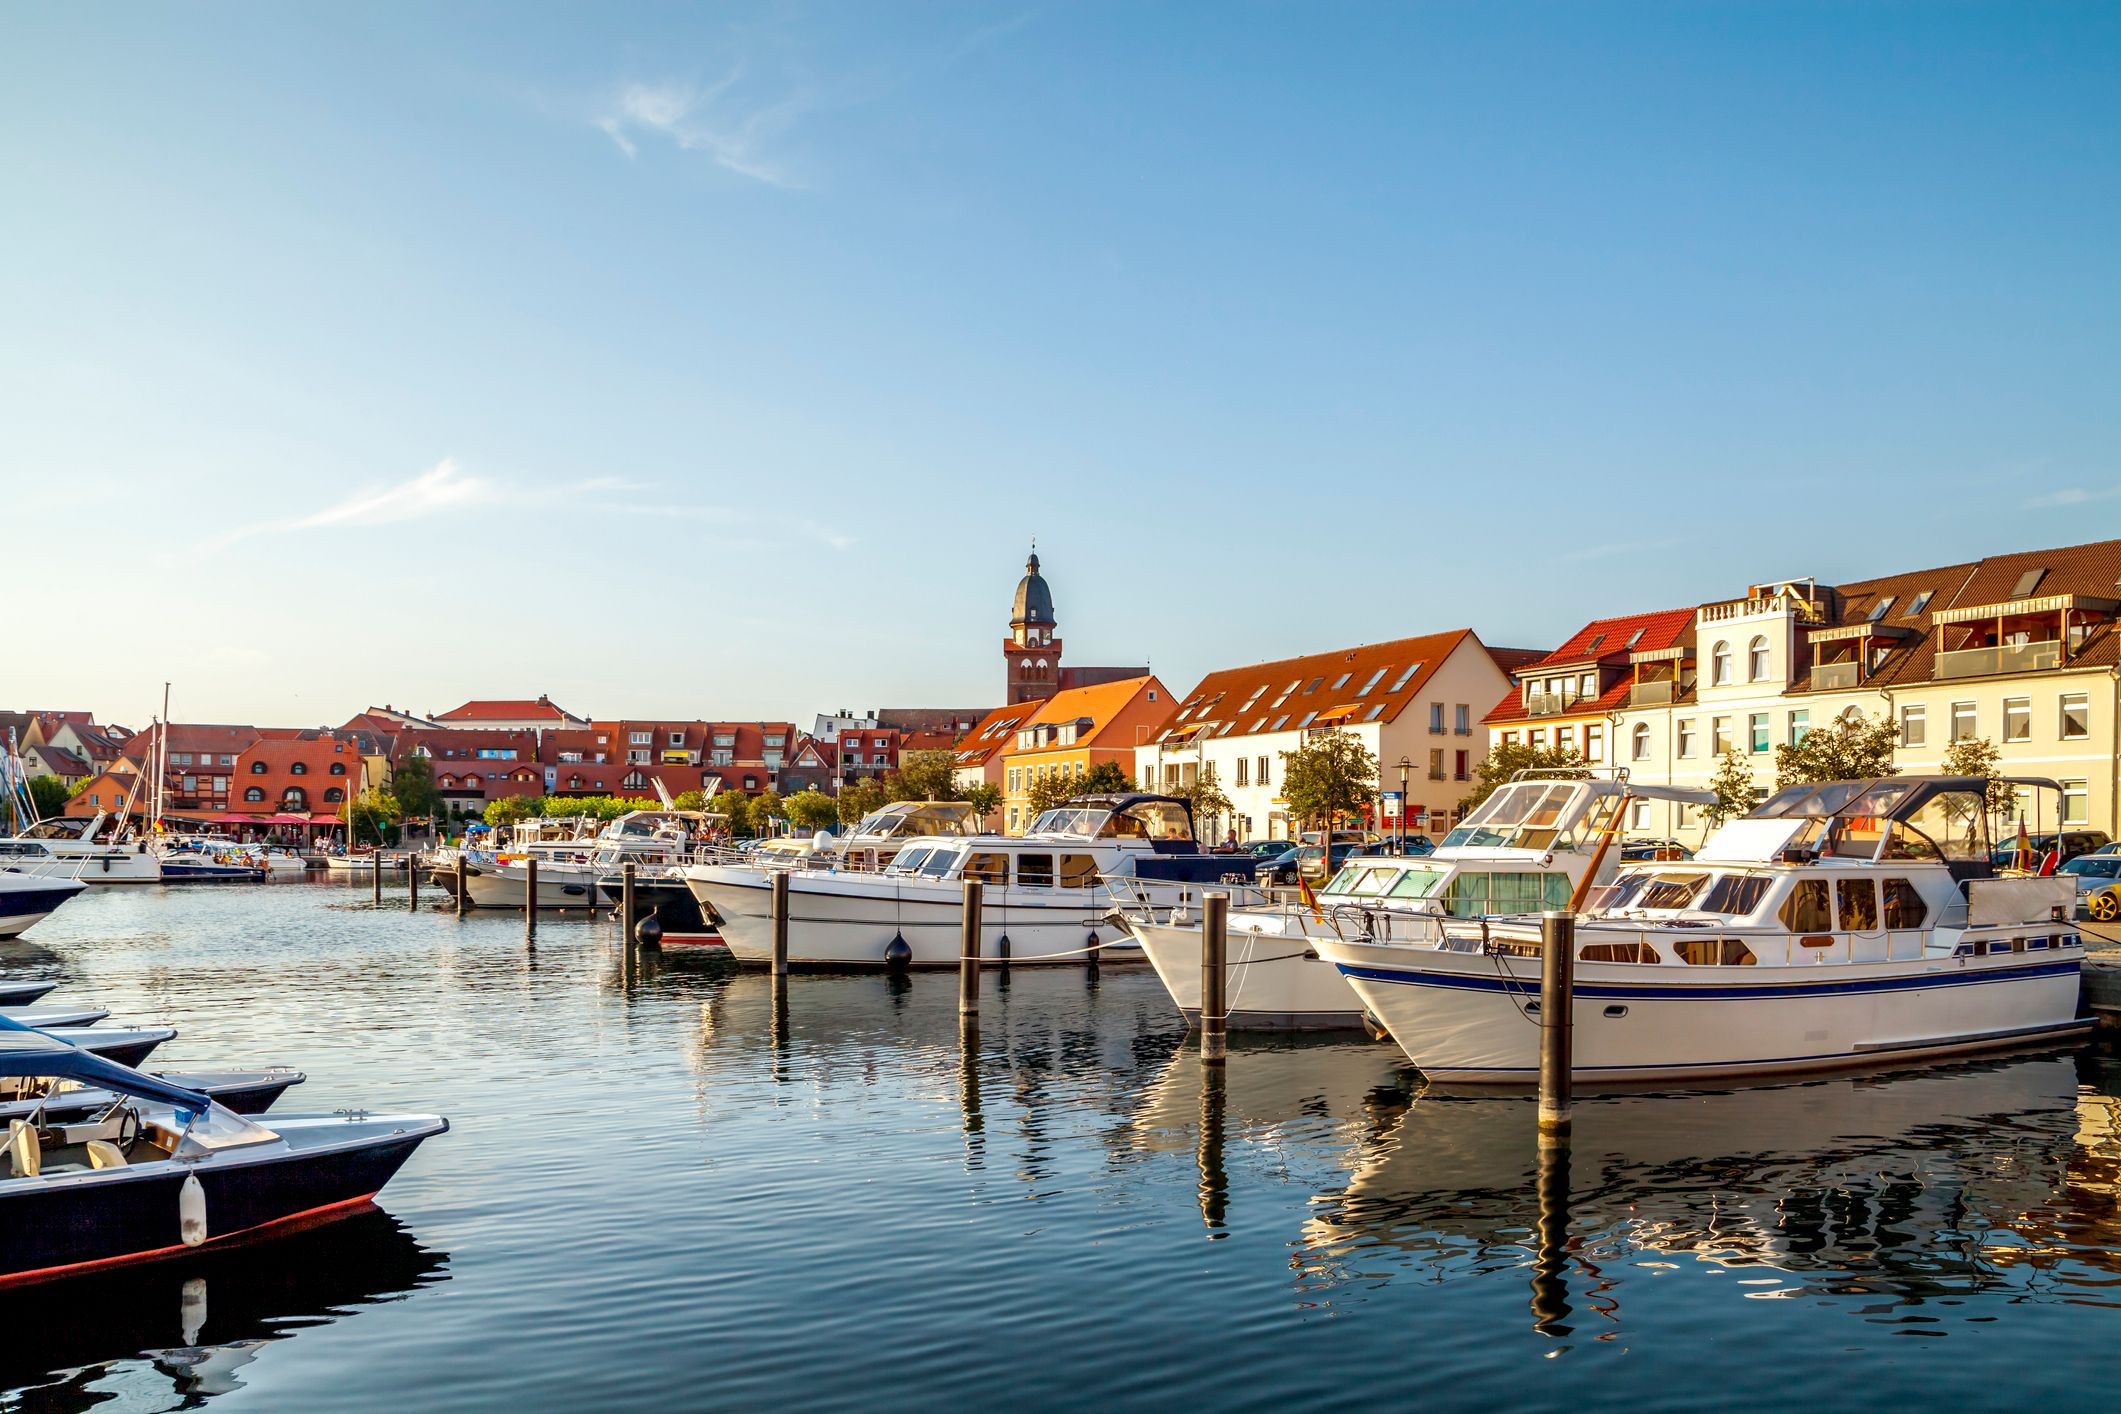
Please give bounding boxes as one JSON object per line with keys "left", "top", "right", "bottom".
{"left": 1316, "top": 776, "right": 2092, "bottom": 1084}
{"left": 0, "top": 814, "right": 162, "bottom": 884}
{"left": 325, "top": 853, "right": 404, "bottom": 873}
{"left": 0, "top": 872, "right": 87, "bottom": 940}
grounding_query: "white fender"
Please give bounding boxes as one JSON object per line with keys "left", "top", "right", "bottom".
{"left": 179, "top": 1172, "right": 208, "bottom": 1247}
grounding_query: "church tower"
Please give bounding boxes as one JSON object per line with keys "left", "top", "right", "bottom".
{"left": 1005, "top": 550, "right": 1063, "bottom": 704}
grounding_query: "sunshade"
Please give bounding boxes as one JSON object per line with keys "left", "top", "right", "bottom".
{"left": 0, "top": 1019, "right": 212, "bottom": 1114}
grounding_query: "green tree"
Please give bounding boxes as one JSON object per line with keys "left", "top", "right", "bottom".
{"left": 26, "top": 775, "right": 72, "bottom": 820}
{"left": 783, "top": 788, "right": 838, "bottom": 830}
{"left": 1705, "top": 750, "right": 1758, "bottom": 827}
{"left": 751, "top": 788, "right": 784, "bottom": 833}
{"left": 836, "top": 777, "right": 887, "bottom": 826}
{"left": 1280, "top": 731, "right": 1379, "bottom": 833}
{"left": 1164, "top": 764, "right": 1233, "bottom": 834}
{"left": 885, "top": 750, "right": 965, "bottom": 803}
{"left": 962, "top": 782, "right": 1002, "bottom": 830}
{"left": 1455, "top": 742, "right": 1587, "bottom": 816}
{"left": 350, "top": 788, "right": 402, "bottom": 844}
{"left": 391, "top": 754, "right": 442, "bottom": 824}
{"left": 1772, "top": 712, "right": 1897, "bottom": 790}
{"left": 1941, "top": 735, "right": 2015, "bottom": 823}
{"left": 672, "top": 788, "right": 709, "bottom": 812}
{"left": 484, "top": 795, "right": 541, "bottom": 830}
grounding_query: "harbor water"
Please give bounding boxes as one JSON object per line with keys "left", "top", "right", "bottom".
{"left": 4, "top": 879, "right": 2118, "bottom": 1411}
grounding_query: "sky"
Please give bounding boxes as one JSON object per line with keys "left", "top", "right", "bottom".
{"left": 4, "top": 1, "right": 2117, "bottom": 731}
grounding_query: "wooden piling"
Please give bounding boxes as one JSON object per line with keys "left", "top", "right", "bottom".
{"left": 1537, "top": 910, "right": 1574, "bottom": 1134}
{"left": 525, "top": 857, "right": 538, "bottom": 941}
{"left": 770, "top": 871, "right": 791, "bottom": 977}
{"left": 455, "top": 853, "right": 468, "bottom": 917}
{"left": 408, "top": 856, "right": 419, "bottom": 911}
{"left": 621, "top": 862, "right": 637, "bottom": 939}
{"left": 958, "top": 878, "right": 984, "bottom": 1017}
{"left": 1200, "top": 890, "right": 1229, "bottom": 1065}
{"left": 371, "top": 853, "right": 383, "bottom": 905}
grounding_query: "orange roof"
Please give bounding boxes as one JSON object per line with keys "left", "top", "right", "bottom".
{"left": 952, "top": 703, "right": 1037, "bottom": 767}
{"left": 1151, "top": 630, "right": 1481, "bottom": 744}
{"left": 434, "top": 697, "right": 578, "bottom": 722}
{"left": 1484, "top": 607, "right": 1696, "bottom": 726}
{"left": 1011, "top": 675, "right": 1168, "bottom": 753}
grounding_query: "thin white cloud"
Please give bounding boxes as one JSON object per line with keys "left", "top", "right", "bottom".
{"left": 214, "top": 458, "right": 642, "bottom": 549}
{"left": 595, "top": 74, "right": 808, "bottom": 189}
{"left": 2027, "top": 485, "right": 2121, "bottom": 509}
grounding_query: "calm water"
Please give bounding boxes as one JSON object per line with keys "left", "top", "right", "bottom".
{"left": 2, "top": 879, "right": 2117, "bottom": 1411}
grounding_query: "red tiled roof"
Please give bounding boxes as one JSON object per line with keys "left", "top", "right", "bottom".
{"left": 434, "top": 698, "right": 578, "bottom": 723}
{"left": 1484, "top": 608, "right": 1695, "bottom": 726}
{"left": 1153, "top": 630, "right": 1484, "bottom": 744}
{"left": 953, "top": 704, "right": 1037, "bottom": 768}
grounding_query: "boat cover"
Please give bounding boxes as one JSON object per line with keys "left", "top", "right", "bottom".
{"left": 0, "top": 1020, "right": 212, "bottom": 1115}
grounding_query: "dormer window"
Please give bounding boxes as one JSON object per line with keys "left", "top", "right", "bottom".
{"left": 329, "top": 762, "right": 346, "bottom": 776}
{"left": 1906, "top": 590, "right": 1933, "bottom": 616}
{"left": 290, "top": 761, "right": 308, "bottom": 775}
{"left": 1866, "top": 596, "right": 1895, "bottom": 622}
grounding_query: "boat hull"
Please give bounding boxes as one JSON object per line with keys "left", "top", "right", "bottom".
{"left": 0, "top": 1068, "right": 305, "bottom": 1126}
{"left": 459, "top": 863, "right": 599, "bottom": 910}
{"left": 2, "top": 850, "right": 161, "bottom": 884}
{"left": 0, "top": 1118, "right": 444, "bottom": 1287}
{"left": 1128, "top": 915, "right": 1369, "bottom": 1030}
{"left": 0, "top": 880, "right": 86, "bottom": 940}
{"left": 687, "top": 865, "right": 1125, "bottom": 968}
{"left": 0, "top": 982, "right": 58, "bottom": 1007}
{"left": 1319, "top": 936, "right": 2091, "bottom": 1084}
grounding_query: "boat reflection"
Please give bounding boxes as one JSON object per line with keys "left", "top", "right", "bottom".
{"left": 1300, "top": 1050, "right": 2121, "bottom": 1328}
{"left": 0, "top": 1207, "right": 448, "bottom": 1409}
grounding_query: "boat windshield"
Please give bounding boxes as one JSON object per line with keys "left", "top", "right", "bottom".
{"left": 1323, "top": 866, "right": 1401, "bottom": 897}
{"left": 1587, "top": 869, "right": 1710, "bottom": 912}
{"left": 1028, "top": 807, "right": 1110, "bottom": 837}
{"left": 888, "top": 847, "right": 934, "bottom": 875}
{"left": 20, "top": 818, "right": 90, "bottom": 841}
{"left": 917, "top": 847, "right": 962, "bottom": 879}
{"left": 1440, "top": 781, "right": 1589, "bottom": 850}
{"left": 1385, "top": 865, "right": 1453, "bottom": 899}
{"left": 853, "top": 803, "right": 979, "bottom": 840}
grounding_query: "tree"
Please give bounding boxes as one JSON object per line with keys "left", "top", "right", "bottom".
{"left": 885, "top": 750, "right": 965, "bottom": 803}
{"left": 1942, "top": 735, "right": 2015, "bottom": 820}
{"left": 484, "top": 795, "right": 541, "bottom": 830}
{"left": 1705, "top": 751, "right": 1758, "bottom": 827}
{"left": 672, "top": 788, "right": 709, "bottom": 812}
{"left": 1456, "top": 742, "right": 1586, "bottom": 816}
{"left": 836, "top": 777, "right": 887, "bottom": 826}
{"left": 1078, "top": 761, "right": 1135, "bottom": 795}
{"left": 751, "top": 788, "right": 784, "bottom": 833}
{"left": 962, "top": 781, "right": 1002, "bottom": 829}
{"left": 1772, "top": 712, "right": 1897, "bottom": 790}
{"left": 26, "top": 775, "right": 71, "bottom": 820}
{"left": 350, "top": 788, "right": 402, "bottom": 844}
{"left": 1164, "top": 764, "right": 1233, "bottom": 834}
{"left": 1279, "top": 731, "right": 1378, "bottom": 833}
{"left": 392, "top": 754, "right": 442, "bottom": 825}
{"left": 783, "top": 789, "right": 838, "bottom": 830}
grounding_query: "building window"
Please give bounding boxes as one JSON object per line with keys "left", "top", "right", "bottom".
{"left": 1428, "top": 749, "right": 1445, "bottom": 780}
{"left": 1557, "top": 725, "right": 1576, "bottom": 755}
{"left": 1501, "top": 731, "right": 1519, "bottom": 747}
{"left": 669, "top": 732, "right": 685, "bottom": 747}
{"left": 630, "top": 732, "right": 651, "bottom": 745}
{"left": 1585, "top": 725, "right": 1604, "bottom": 763}
{"left": 2002, "top": 698, "right": 2030, "bottom": 743}
{"left": 1529, "top": 728, "right": 1547, "bottom": 749}
{"left": 1747, "top": 636, "right": 1770, "bottom": 681}
{"left": 1430, "top": 702, "right": 1444, "bottom": 732}
{"left": 244, "top": 787, "right": 264, "bottom": 802}
{"left": 250, "top": 760, "right": 267, "bottom": 774}
{"left": 2061, "top": 780, "right": 2088, "bottom": 826}
{"left": 1711, "top": 641, "right": 1731, "bottom": 686}
{"left": 323, "top": 787, "right": 344, "bottom": 803}
{"left": 330, "top": 761, "right": 346, "bottom": 775}
{"left": 1676, "top": 719, "right": 1696, "bottom": 758}
{"left": 2060, "top": 692, "right": 2089, "bottom": 740}
{"left": 1257, "top": 755, "right": 1270, "bottom": 786}
{"left": 1234, "top": 757, "right": 1249, "bottom": 787}
{"left": 1629, "top": 801, "right": 1649, "bottom": 830}
{"left": 1711, "top": 717, "right": 1732, "bottom": 755}
{"left": 1749, "top": 713, "right": 1770, "bottom": 754}
{"left": 290, "top": 761, "right": 307, "bottom": 775}
{"left": 1454, "top": 750, "right": 1469, "bottom": 781}
{"left": 1949, "top": 702, "right": 1976, "bottom": 743}
{"left": 1900, "top": 705, "right": 1925, "bottom": 747}
{"left": 1788, "top": 709, "right": 1809, "bottom": 746}
{"left": 1630, "top": 723, "right": 1650, "bottom": 761}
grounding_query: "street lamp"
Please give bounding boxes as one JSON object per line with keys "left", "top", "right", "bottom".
{"left": 1396, "top": 756, "right": 1412, "bottom": 853}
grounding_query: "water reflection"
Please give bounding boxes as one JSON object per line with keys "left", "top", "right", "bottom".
{"left": 1300, "top": 1050, "right": 2121, "bottom": 1329}
{"left": 0, "top": 1209, "right": 448, "bottom": 1410}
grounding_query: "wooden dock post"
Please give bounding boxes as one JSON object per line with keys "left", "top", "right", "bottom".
{"left": 1200, "top": 890, "right": 1229, "bottom": 1065}
{"left": 408, "top": 856, "right": 419, "bottom": 911}
{"left": 1537, "top": 910, "right": 1574, "bottom": 1134}
{"left": 455, "top": 854, "right": 468, "bottom": 917}
{"left": 958, "top": 878, "right": 984, "bottom": 1018}
{"left": 770, "top": 871, "right": 791, "bottom": 977}
{"left": 621, "top": 862, "right": 637, "bottom": 939}
{"left": 371, "top": 854, "right": 383, "bottom": 905}
{"left": 525, "top": 857, "right": 538, "bottom": 941}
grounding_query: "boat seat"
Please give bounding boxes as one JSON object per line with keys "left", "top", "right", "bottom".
{"left": 6, "top": 1120, "right": 39, "bottom": 1178}
{"left": 85, "top": 1139, "right": 126, "bottom": 1169}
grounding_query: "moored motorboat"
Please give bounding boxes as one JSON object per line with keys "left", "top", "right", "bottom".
{"left": 1317, "top": 776, "right": 2093, "bottom": 1084}
{"left": 6, "top": 1021, "right": 178, "bottom": 1070}
{"left": 1120, "top": 773, "right": 1713, "bottom": 1031}
{"left": 687, "top": 794, "right": 1261, "bottom": 969}
{"left": 0, "top": 1030, "right": 444, "bottom": 1288}
{"left": 0, "top": 982, "right": 59, "bottom": 1007}
{"left": 0, "top": 815, "right": 162, "bottom": 884}
{"left": 1, "top": 1065, "right": 306, "bottom": 1124}
{"left": 0, "top": 1006, "right": 112, "bottom": 1030}
{"left": 0, "top": 872, "right": 86, "bottom": 940}
{"left": 593, "top": 867, "right": 720, "bottom": 942}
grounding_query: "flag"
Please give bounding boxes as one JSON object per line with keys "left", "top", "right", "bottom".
{"left": 2012, "top": 821, "right": 2034, "bottom": 872}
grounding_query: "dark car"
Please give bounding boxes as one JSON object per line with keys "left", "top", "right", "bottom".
{"left": 1242, "top": 840, "right": 1294, "bottom": 859}
{"left": 1621, "top": 839, "right": 1694, "bottom": 863}
{"left": 1254, "top": 846, "right": 1303, "bottom": 885}
{"left": 1296, "top": 839, "right": 1389, "bottom": 884}
{"left": 1363, "top": 835, "right": 1437, "bottom": 858}
{"left": 1989, "top": 830, "right": 2112, "bottom": 867}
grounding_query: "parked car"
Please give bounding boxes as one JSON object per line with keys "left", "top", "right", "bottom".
{"left": 1989, "top": 830, "right": 2113, "bottom": 868}
{"left": 1362, "top": 835, "right": 1436, "bottom": 857}
{"left": 2059, "top": 854, "right": 2121, "bottom": 922}
{"left": 1296, "top": 839, "right": 1381, "bottom": 884}
{"left": 1242, "top": 840, "right": 1294, "bottom": 859}
{"left": 1254, "top": 846, "right": 1303, "bottom": 885}
{"left": 1621, "top": 838, "right": 1694, "bottom": 862}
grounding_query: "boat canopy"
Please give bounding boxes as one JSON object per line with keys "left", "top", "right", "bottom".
{"left": 1026, "top": 794, "right": 1196, "bottom": 848}
{"left": 1737, "top": 775, "right": 2064, "bottom": 872}
{"left": 849, "top": 801, "right": 981, "bottom": 841}
{"left": 1440, "top": 775, "right": 1713, "bottom": 852}
{"left": 0, "top": 1022, "right": 212, "bottom": 1115}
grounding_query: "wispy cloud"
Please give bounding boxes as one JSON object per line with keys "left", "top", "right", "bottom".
{"left": 214, "top": 458, "right": 637, "bottom": 549}
{"left": 2027, "top": 484, "right": 2121, "bottom": 509}
{"left": 1559, "top": 537, "right": 1680, "bottom": 563}
{"left": 595, "top": 74, "right": 810, "bottom": 188}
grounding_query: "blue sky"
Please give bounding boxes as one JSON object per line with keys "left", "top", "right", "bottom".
{"left": 4, "top": 2, "right": 2116, "bottom": 730}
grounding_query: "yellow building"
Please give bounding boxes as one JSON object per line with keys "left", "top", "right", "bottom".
{"left": 999, "top": 675, "right": 1172, "bottom": 834}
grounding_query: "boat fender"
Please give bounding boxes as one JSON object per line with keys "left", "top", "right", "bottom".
{"left": 883, "top": 933, "right": 913, "bottom": 971}
{"left": 179, "top": 1172, "right": 208, "bottom": 1247}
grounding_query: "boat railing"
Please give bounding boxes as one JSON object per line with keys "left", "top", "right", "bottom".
{"left": 1458, "top": 920, "right": 1948, "bottom": 966}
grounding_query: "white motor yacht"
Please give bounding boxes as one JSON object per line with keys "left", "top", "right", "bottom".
{"left": 1121, "top": 773, "right": 1712, "bottom": 1031}
{"left": 1316, "top": 776, "right": 2091, "bottom": 1084}
{"left": 686, "top": 794, "right": 1261, "bottom": 969}
{"left": 0, "top": 815, "right": 161, "bottom": 884}
{"left": 818, "top": 800, "right": 984, "bottom": 872}
{"left": 461, "top": 809, "right": 712, "bottom": 910}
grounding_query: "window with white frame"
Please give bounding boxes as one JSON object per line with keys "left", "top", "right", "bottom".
{"left": 1900, "top": 704, "right": 1925, "bottom": 747}
{"left": 1749, "top": 713, "right": 1770, "bottom": 754}
{"left": 1711, "top": 641, "right": 1731, "bottom": 685}
{"left": 1949, "top": 702, "right": 1976, "bottom": 742}
{"left": 2060, "top": 692, "right": 2089, "bottom": 740}
{"left": 1256, "top": 755, "right": 1270, "bottom": 785}
{"left": 2060, "top": 779, "right": 2088, "bottom": 826}
{"left": 1430, "top": 702, "right": 1444, "bottom": 731}
{"left": 1712, "top": 716, "right": 1732, "bottom": 754}
{"left": 630, "top": 732, "right": 651, "bottom": 745}
{"left": 1631, "top": 722, "right": 1650, "bottom": 761}
{"left": 1629, "top": 801, "right": 1648, "bottom": 829}
{"left": 1455, "top": 704, "right": 1470, "bottom": 733}
{"left": 1234, "top": 757, "right": 1249, "bottom": 787}
{"left": 1787, "top": 709, "right": 1809, "bottom": 746}
{"left": 1747, "top": 636, "right": 1769, "bottom": 681}
{"left": 2002, "top": 697, "right": 2030, "bottom": 743}
{"left": 1586, "top": 724, "right": 1605, "bottom": 763}
{"left": 1677, "top": 719, "right": 1696, "bottom": 757}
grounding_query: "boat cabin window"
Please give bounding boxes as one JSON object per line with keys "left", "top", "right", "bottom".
{"left": 1441, "top": 781, "right": 1589, "bottom": 850}
{"left": 1109, "top": 800, "right": 1193, "bottom": 841}
{"left": 1674, "top": 938, "right": 1758, "bottom": 966}
{"left": 1881, "top": 877, "right": 1927, "bottom": 928}
{"left": 1326, "top": 867, "right": 1399, "bottom": 898}
{"left": 1780, "top": 879, "right": 1832, "bottom": 932}
{"left": 1825, "top": 814, "right": 1888, "bottom": 860}
{"left": 1058, "top": 854, "right": 1100, "bottom": 888}
{"left": 1599, "top": 871, "right": 1709, "bottom": 912}
{"left": 1696, "top": 873, "right": 1772, "bottom": 917}
{"left": 0, "top": 842, "right": 50, "bottom": 858}
{"left": 1837, "top": 878, "right": 1878, "bottom": 930}
{"left": 964, "top": 852, "right": 1008, "bottom": 885}
{"left": 1017, "top": 853, "right": 1054, "bottom": 888}
{"left": 889, "top": 847, "right": 935, "bottom": 876}
{"left": 1385, "top": 866, "right": 1452, "bottom": 900}
{"left": 1580, "top": 941, "right": 1657, "bottom": 963}
{"left": 1028, "top": 808, "right": 1104, "bottom": 837}
{"left": 918, "top": 849, "right": 961, "bottom": 879}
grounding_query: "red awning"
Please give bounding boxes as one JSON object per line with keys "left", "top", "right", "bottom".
{"left": 212, "top": 812, "right": 254, "bottom": 824}
{"left": 263, "top": 812, "right": 313, "bottom": 824}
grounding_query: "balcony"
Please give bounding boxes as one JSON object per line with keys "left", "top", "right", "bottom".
{"left": 1934, "top": 641, "right": 2061, "bottom": 681}
{"left": 1629, "top": 681, "right": 1676, "bottom": 707}
{"left": 1524, "top": 692, "right": 1582, "bottom": 717}
{"left": 1812, "top": 661, "right": 1861, "bottom": 691}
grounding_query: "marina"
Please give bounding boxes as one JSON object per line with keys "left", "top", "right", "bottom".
{"left": 0, "top": 877, "right": 2117, "bottom": 1409}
